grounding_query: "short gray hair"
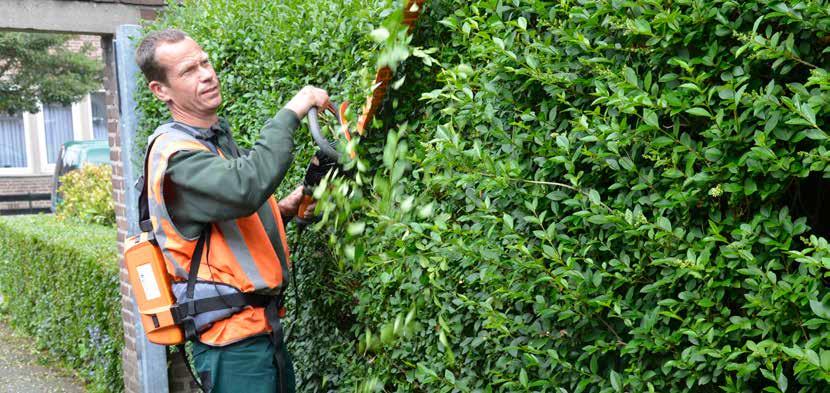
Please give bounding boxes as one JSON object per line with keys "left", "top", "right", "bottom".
{"left": 136, "top": 28, "right": 188, "bottom": 83}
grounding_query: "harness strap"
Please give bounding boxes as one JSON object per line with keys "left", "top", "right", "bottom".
{"left": 260, "top": 121, "right": 290, "bottom": 393}
{"left": 170, "top": 292, "right": 275, "bottom": 323}
{"left": 182, "top": 227, "right": 209, "bottom": 341}
{"left": 170, "top": 123, "right": 221, "bottom": 155}
{"left": 136, "top": 136, "right": 159, "bottom": 233}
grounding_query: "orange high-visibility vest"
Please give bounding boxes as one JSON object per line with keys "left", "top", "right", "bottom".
{"left": 146, "top": 122, "right": 291, "bottom": 346}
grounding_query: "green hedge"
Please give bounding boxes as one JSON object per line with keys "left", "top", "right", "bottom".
{"left": 141, "top": 0, "right": 830, "bottom": 392}
{"left": 0, "top": 215, "right": 122, "bottom": 392}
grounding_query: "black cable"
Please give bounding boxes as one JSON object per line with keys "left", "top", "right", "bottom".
{"left": 176, "top": 344, "right": 207, "bottom": 393}
{"left": 287, "top": 224, "right": 305, "bottom": 342}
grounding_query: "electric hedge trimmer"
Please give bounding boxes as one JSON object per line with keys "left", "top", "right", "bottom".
{"left": 295, "top": 0, "right": 426, "bottom": 227}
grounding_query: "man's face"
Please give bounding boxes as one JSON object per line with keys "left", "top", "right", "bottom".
{"left": 152, "top": 37, "right": 222, "bottom": 116}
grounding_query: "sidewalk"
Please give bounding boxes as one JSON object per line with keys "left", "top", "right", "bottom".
{"left": 0, "top": 318, "right": 86, "bottom": 393}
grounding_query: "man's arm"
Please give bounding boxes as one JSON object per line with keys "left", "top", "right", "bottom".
{"left": 163, "top": 86, "right": 330, "bottom": 238}
{"left": 165, "top": 109, "right": 299, "bottom": 230}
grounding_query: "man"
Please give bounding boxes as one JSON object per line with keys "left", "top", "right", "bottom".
{"left": 136, "top": 28, "right": 328, "bottom": 393}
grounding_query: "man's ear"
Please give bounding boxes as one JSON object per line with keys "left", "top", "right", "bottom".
{"left": 149, "top": 80, "right": 172, "bottom": 103}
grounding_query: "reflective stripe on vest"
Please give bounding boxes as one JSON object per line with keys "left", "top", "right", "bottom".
{"left": 146, "top": 122, "right": 291, "bottom": 345}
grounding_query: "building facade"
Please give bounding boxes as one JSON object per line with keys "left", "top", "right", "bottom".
{"left": 0, "top": 35, "right": 105, "bottom": 199}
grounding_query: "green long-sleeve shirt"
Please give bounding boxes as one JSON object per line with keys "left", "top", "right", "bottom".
{"left": 162, "top": 108, "right": 301, "bottom": 239}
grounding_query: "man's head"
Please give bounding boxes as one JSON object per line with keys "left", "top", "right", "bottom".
{"left": 136, "top": 29, "right": 222, "bottom": 121}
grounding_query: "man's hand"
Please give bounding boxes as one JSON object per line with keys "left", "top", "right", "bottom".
{"left": 278, "top": 185, "right": 316, "bottom": 221}
{"left": 284, "top": 85, "right": 330, "bottom": 118}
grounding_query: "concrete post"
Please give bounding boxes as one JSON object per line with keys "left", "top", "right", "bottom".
{"left": 114, "top": 24, "right": 169, "bottom": 393}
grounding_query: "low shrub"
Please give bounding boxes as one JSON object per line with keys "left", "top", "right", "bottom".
{"left": 0, "top": 215, "right": 122, "bottom": 392}
{"left": 56, "top": 164, "right": 115, "bottom": 227}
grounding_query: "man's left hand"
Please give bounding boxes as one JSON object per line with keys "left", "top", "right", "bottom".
{"left": 278, "top": 185, "right": 316, "bottom": 220}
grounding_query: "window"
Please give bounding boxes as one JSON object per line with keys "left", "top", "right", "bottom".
{"left": 0, "top": 113, "right": 27, "bottom": 169}
{"left": 91, "top": 92, "right": 107, "bottom": 139}
{"left": 42, "top": 103, "right": 74, "bottom": 164}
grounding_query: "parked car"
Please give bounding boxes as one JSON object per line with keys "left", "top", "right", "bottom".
{"left": 51, "top": 140, "right": 110, "bottom": 212}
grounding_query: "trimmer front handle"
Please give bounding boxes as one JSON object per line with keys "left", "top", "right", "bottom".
{"left": 307, "top": 102, "right": 351, "bottom": 161}
{"left": 297, "top": 102, "right": 352, "bottom": 228}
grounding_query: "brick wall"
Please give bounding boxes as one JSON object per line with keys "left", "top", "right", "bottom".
{"left": 0, "top": 176, "right": 51, "bottom": 195}
{"left": 0, "top": 176, "right": 53, "bottom": 211}
{"left": 66, "top": 34, "right": 102, "bottom": 60}
{"left": 101, "top": 35, "right": 140, "bottom": 393}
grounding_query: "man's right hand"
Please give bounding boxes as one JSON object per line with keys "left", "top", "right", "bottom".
{"left": 285, "top": 85, "right": 331, "bottom": 118}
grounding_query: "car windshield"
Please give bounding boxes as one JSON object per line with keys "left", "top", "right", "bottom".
{"left": 63, "top": 147, "right": 83, "bottom": 169}
{"left": 85, "top": 148, "right": 110, "bottom": 165}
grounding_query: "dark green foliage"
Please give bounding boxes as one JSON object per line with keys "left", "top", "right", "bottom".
{"left": 0, "top": 33, "right": 103, "bottom": 114}
{"left": 0, "top": 215, "right": 122, "bottom": 392}
{"left": 139, "top": 0, "right": 830, "bottom": 392}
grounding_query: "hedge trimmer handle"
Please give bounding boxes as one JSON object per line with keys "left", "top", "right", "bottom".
{"left": 295, "top": 188, "right": 316, "bottom": 226}
{"left": 307, "top": 102, "right": 352, "bottom": 161}
{"left": 294, "top": 143, "right": 343, "bottom": 229}
{"left": 294, "top": 112, "right": 349, "bottom": 231}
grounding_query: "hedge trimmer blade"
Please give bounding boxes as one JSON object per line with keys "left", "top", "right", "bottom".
{"left": 339, "top": 101, "right": 352, "bottom": 142}
{"left": 356, "top": 0, "right": 427, "bottom": 136}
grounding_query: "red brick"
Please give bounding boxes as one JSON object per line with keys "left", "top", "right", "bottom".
{"left": 140, "top": 8, "right": 159, "bottom": 20}
{"left": 64, "top": 35, "right": 103, "bottom": 61}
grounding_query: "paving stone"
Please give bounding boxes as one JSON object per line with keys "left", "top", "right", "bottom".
{"left": 0, "top": 320, "right": 86, "bottom": 393}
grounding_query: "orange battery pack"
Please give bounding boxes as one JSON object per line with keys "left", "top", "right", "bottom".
{"left": 124, "top": 234, "right": 184, "bottom": 345}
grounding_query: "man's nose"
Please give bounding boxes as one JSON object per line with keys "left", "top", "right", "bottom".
{"left": 198, "top": 66, "right": 214, "bottom": 82}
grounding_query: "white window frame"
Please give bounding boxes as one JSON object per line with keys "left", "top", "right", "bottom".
{"left": 88, "top": 90, "right": 107, "bottom": 140}
{"left": 36, "top": 101, "right": 84, "bottom": 173}
{"left": 0, "top": 112, "right": 34, "bottom": 176}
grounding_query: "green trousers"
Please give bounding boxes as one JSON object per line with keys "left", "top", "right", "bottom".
{"left": 193, "top": 335, "right": 296, "bottom": 393}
